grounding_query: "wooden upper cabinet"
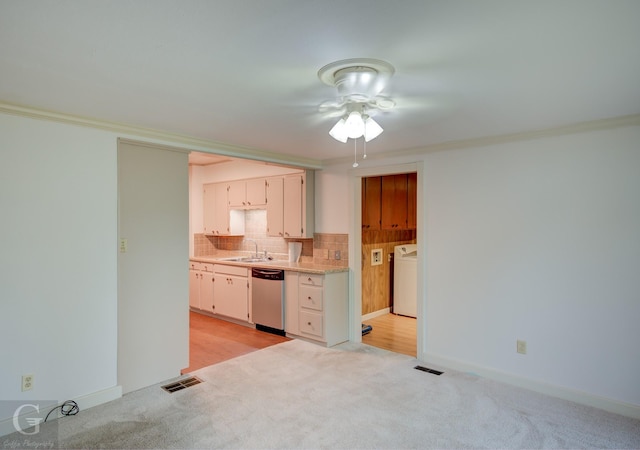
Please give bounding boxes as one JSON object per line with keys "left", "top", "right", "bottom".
{"left": 362, "top": 177, "right": 382, "bottom": 230}
{"left": 407, "top": 172, "right": 417, "bottom": 229}
{"left": 381, "top": 174, "right": 408, "bottom": 230}
{"left": 363, "top": 172, "right": 417, "bottom": 231}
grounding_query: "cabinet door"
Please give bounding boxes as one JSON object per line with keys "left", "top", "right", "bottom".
{"left": 362, "top": 177, "right": 381, "bottom": 230}
{"left": 200, "top": 271, "right": 215, "bottom": 312}
{"left": 266, "top": 177, "right": 284, "bottom": 237}
{"left": 407, "top": 172, "right": 417, "bottom": 229}
{"left": 203, "top": 184, "right": 216, "bottom": 234}
{"left": 227, "top": 181, "right": 245, "bottom": 207}
{"left": 283, "top": 174, "right": 303, "bottom": 237}
{"left": 213, "top": 274, "right": 248, "bottom": 321}
{"left": 189, "top": 270, "right": 201, "bottom": 309}
{"left": 213, "top": 183, "right": 229, "bottom": 234}
{"left": 381, "top": 174, "right": 408, "bottom": 230}
{"left": 246, "top": 178, "right": 266, "bottom": 207}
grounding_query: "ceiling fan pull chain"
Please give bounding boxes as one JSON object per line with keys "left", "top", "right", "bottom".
{"left": 362, "top": 120, "right": 368, "bottom": 160}
{"left": 353, "top": 138, "right": 359, "bottom": 168}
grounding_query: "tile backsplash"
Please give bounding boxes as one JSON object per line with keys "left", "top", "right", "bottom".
{"left": 194, "top": 209, "right": 348, "bottom": 267}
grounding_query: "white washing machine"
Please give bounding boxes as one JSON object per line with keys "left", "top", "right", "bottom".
{"left": 393, "top": 244, "right": 417, "bottom": 318}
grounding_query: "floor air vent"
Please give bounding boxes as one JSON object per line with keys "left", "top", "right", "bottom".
{"left": 414, "top": 365, "right": 443, "bottom": 376}
{"left": 161, "top": 376, "right": 203, "bottom": 393}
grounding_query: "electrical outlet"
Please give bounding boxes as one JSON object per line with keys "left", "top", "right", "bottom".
{"left": 517, "top": 340, "right": 527, "bottom": 355}
{"left": 334, "top": 250, "right": 341, "bottom": 260}
{"left": 22, "top": 374, "right": 34, "bottom": 391}
{"left": 371, "top": 249, "right": 383, "bottom": 266}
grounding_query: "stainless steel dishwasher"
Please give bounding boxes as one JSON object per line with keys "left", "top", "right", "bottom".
{"left": 251, "top": 268, "right": 285, "bottom": 335}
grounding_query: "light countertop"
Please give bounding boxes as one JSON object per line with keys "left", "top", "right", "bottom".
{"left": 190, "top": 255, "right": 348, "bottom": 275}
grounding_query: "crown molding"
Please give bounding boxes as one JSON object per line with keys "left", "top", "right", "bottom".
{"left": 0, "top": 102, "right": 323, "bottom": 170}
{"left": 324, "top": 114, "right": 640, "bottom": 166}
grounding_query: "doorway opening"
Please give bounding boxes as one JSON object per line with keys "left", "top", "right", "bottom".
{"left": 359, "top": 171, "right": 418, "bottom": 357}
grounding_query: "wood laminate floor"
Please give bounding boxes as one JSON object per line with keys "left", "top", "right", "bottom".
{"left": 362, "top": 313, "right": 417, "bottom": 357}
{"left": 183, "top": 311, "right": 415, "bottom": 374}
{"left": 182, "top": 311, "right": 290, "bottom": 374}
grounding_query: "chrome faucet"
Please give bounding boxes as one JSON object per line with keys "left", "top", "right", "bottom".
{"left": 245, "top": 239, "right": 258, "bottom": 258}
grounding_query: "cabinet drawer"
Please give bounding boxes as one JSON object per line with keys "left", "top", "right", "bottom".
{"left": 299, "top": 285, "right": 323, "bottom": 311}
{"left": 189, "top": 261, "right": 205, "bottom": 271}
{"left": 213, "top": 264, "right": 248, "bottom": 277}
{"left": 299, "top": 310, "right": 323, "bottom": 339}
{"left": 299, "top": 273, "right": 323, "bottom": 287}
{"left": 190, "top": 261, "right": 214, "bottom": 272}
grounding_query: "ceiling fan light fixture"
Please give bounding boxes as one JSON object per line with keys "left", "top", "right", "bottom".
{"left": 320, "top": 59, "right": 394, "bottom": 151}
{"left": 345, "top": 111, "right": 365, "bottom": 139}
{"left": 329, "top": 118, "right": 349, "bottom": 143}
{"left": 363, "top": 116, "right": 383, "bottom": 142}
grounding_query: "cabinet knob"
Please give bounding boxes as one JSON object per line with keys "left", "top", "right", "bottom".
{"left": 307, "top": 322, "right": 311, "bottom": 326}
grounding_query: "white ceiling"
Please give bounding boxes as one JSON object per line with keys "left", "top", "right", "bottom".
{"left": 2, "top": 0, "right": 639, "bottom": 166}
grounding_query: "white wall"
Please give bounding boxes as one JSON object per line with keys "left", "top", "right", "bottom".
{"left": 424, "top": 127, "right": 640, "bottom": 408}
{"left": 318, "top": 124, "right": 640, "bottom": 415}
{"left": 0, "top": 114, "right": 119, "bottom": 425}
{"left": 118, "top": 141, "right": 189, "bottom": 394}
{"left": 314, "top": 169, "right": 350, "bottom": 233}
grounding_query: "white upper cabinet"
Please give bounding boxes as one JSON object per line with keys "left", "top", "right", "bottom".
{"left": 227, "top": 181, "right": 245, "bottom": 208}
{"left": 266, "top": 177, "right": 284, "bottom": 237}
{"left": 201, "top": 172, "right": 311, "bottom": 238}
{"left": 202, "top": 183, "right": 217, "bottom": 235}
{"left": 283, "top": 174, "right": 303, "bottom": 237}
{"left": 246, "top": 178, "right": 267, "bottom": 207}
{"left": 267, "top": 171, "right": 314, "bottom": 238}
{"left": 228, "top": 178, "right": 267, "bottom": 209}
{"left": 203, "top": 182, "right": 245, "bottom": 236}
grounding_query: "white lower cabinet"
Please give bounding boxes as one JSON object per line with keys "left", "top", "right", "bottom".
{"left": 285, "top": 271, "right": 349, "bottom": 347}
{"left": 189, "top": 261, "right": 214, "bottom": 311}
{"left": 213, "top": 264, "right": 249, "bottom": 322}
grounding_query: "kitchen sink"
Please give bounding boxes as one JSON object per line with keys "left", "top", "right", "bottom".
{"left": 217, "top": 256, "right": 269, "bottom": 263}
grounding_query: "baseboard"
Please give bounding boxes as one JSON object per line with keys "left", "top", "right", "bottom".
{"left": 421, "top": 351, "right": 640, "bottom": 420}
{"left": 0, "top": 385, "right": 122, "bottom": 437}
{"left": 362, "top": 308, "right": 390, "bottom": 322}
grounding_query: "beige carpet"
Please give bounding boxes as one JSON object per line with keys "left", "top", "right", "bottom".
{"left": 10, "top": 339, "right": 640, "bottom": 449}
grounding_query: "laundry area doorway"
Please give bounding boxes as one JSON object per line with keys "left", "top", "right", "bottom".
{"left": 359, "top": 170, "right": 418, "bottom": 357}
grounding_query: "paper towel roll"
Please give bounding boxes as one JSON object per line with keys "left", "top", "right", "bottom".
{"left": 288, "top": 242, "right": 302, "bottom": 262}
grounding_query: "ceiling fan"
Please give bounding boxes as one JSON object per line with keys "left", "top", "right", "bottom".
{"left": 317, "top": 58, "right": 397, "bottom": 166}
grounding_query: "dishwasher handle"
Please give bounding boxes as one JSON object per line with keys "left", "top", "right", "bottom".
{"left": 251, "top": 268, "right": 285, "bottom": 280}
